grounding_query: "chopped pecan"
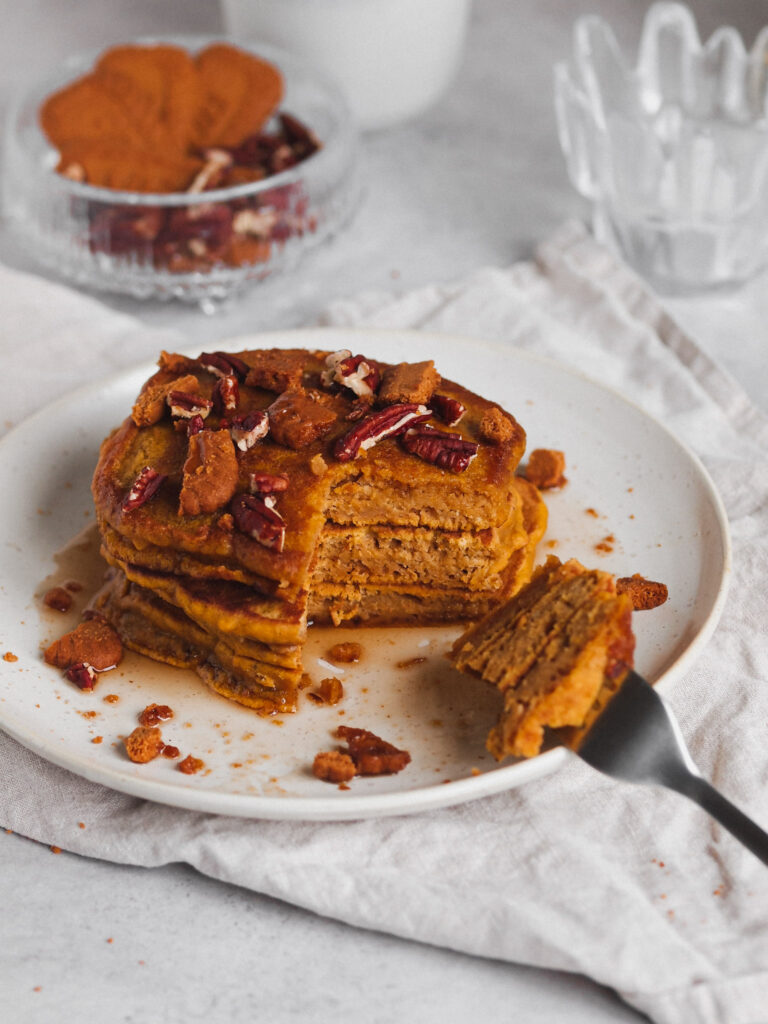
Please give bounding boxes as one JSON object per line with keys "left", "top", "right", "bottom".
{"left": 280, "top": 112, "right": 321, "bottom": 159}
{"left": 231, "top": 493, "right": 286, "bottom": 552}
{"left": 167, "top": 390, "right": 213, "bottom": 420}
{"left": 229, "top": 410, "right": 269, "bottom": 451}
{"left": 479, "top": 407, "right": 517, "bottom": 445}
{"left": 187, "top": 148, "right": 233, "bottom": 193}
{"left": 131, "top": 373, "right": 199, "bottom": 428}
{"left": 124, "top": 726, "right": 164, "bottom": 764}
{"left": 312, "top": 677, "right": 344, "bottom": 705}
{"left": 430, "top": 393, "right": 466, "bottom": 427}
{"left": 310, "top": 453, "right": 328, "bottom": 477}
{"left": 327, "top": 642, "right": 362, "bottom": 663}
{"left": 250, "top": 472, "right": 289, "bottom": 495}
{"left": 401, "top": 424, "right": 478, "bottom": 473}
{"left": 232, "top": 208, "right": 278, "bottom": 238}
{"left": 378, "top": 361, "right": 440, "bottom": 405}
{"left": 337, "top": 726, "right": 411, "bottom": 776}
{"left": 44, "top": 619, "right": 123, "bottom": 672}
{"left": 122, "top": 467, "right": 166, "bottom": 512}
{"left": 524, "top": 448, "right": 566, "bottom": 489}
{"left": 186, "top": 414, "right": 205, "bottom": 437}
{"left": 616, "top": 574, "right": 669, "bottom": 610}
{"left": 312, "top": 750, "right": 356, "bottom": 783}
{"left": 138, "top": 703, "right": 174, "bottom": 727}
{"left": 64, "top": 662, "right": 97, "bottom": 691}
{"left": 321, "top": 349, "right": 381, "bottom": 399}
{"left": 267, "top": 391, "right": 337, "bottom": 449}
{"left": 334, "top": 404, "right": 430, "bottom": 461}
{"left": 212, "top": 375, "right": 239, "bottom": 414}
{"left": 179, "top": 429, "right": 238, "bottom": 516}
{"left": 43, "top": 586, "right": 73, "bottom": 613}
{"left": 244, "top": 350, "right": 306, "bottom": 393}
{"left": 198, "top": 351, "right": 250, "bottom": 381}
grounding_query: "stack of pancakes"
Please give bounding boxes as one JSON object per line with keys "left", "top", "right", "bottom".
{"left": 92, "top": 347, "right": 546, "bottom": 714}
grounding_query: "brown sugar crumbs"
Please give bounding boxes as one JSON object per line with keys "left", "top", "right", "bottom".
{"left": 3, "top": 652, "right": 18, "bottom": 663}
{"left": 103, "top": 694, "right": 120, "bottom": 704}
{"left": 595, "top": 534, "right": 615, "bottom": 554}
{"left": 178, "top": 755, "right": 204, "bottom": 774}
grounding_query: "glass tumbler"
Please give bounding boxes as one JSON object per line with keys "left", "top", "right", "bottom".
{"left": 555, "top": 2, "right": 768, "bottom": 293}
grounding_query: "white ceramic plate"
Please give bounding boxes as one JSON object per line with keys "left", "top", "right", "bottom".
{"left": 0, "top": 329, "right": 730, "bottom": 820}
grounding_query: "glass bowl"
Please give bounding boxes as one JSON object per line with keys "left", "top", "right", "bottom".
{"left": 2, "top": 36, "right": 360, "bottom": 311}
{"left": 555, "top": 2, "right": 768, "bottom": 293}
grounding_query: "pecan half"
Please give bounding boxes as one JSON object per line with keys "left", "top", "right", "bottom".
{"left": 401, "top": 424, "right": 478, "bottom": 473}
{"left": 249, "top": 472, "right": 289, "bottom": 495}
{"left": 212, "top": 375, "right": 239, "bottom": 415}
{"left": 430, "top": 393, "right": 466, "bottom": 427}
{"left": 231, "top": 493, "right": 286, "bottom": 552}
{"left": 64, "top": 662, "right": 97, "bottom": 691}
{"left": 333, "top": 404, "right": 431, "bottom": 462}
{"left": 122, "top": 467, "right": 166, "bottom": 512}
{"left": 229, "top": 410, "right": 269, "bottom": 451}
{"left": 167, "top": 391, "right": 213, "bottom": 420}
{"left": 198, "top": 351, "right": 250, "bottom": 381}
{"left": 321, "top": 349, "right": 381, "bottom": 399}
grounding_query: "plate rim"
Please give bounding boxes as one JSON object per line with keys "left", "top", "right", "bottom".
{"left": 0, "top": 326, "right": 732, "bottom": 820}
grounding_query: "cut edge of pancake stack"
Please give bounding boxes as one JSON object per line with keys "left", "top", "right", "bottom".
{"left": 450, "top": 557, "right": 636, "bottom": 760}
{"left": 91, "top": 346, "right": 547, "bottom": 715}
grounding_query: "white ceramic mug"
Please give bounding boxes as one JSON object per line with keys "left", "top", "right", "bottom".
{"left": 220, "top": 0, "right": 472, "bottom": 131}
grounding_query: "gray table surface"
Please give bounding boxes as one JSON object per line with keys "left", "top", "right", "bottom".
{"left": 2, "top": 1, "right": 767, "bottom": 1021}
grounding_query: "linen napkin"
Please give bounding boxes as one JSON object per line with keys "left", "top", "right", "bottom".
{"left": 2, "top": 220, "right": 768, "bottom": 1024}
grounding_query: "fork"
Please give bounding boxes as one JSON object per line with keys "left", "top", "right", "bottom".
{"left": 571, "top": 667, "right": 768, "bottom": 866}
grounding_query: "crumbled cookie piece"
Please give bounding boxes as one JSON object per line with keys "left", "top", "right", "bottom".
{"left": 178, "top": 754, "right": 204, "bottom": 774}
{"left": 44, "top": 619, "right": 123, "bottom": 671}
{"left": 479, "top": 407, "right": 516, "bottom": 445}
{"left": 245, "top": 350, "right": 306, "bottom": 392}
{"left": 616, "top": 574, "right": 669, "bottom": 610}
{"left": 179, "top": 429, "right": 239, "bottom": 516}
{"left": 312, "top": 750, "right": 356, "bottom": 783}
{"left": 378, "top": 361, "right": 440, "bottom": 405}
{"left": 158, "top": 351, "right": 197, "bottom": 375}
{"left": 132, "top": 374, "right": 198, "bottom": 427}
{"left": 267, "top": 391, "right": 337, "bottom": 448}
{"left": 124, "top": 726, "right": 164, "bottom": 764}
{"left": 524, "top": 448, "right": 567, "bottom": 489}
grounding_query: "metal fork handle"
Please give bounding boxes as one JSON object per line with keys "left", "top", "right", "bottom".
{"left": 668, "top": 770, "right": 768, "bottom": 866}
